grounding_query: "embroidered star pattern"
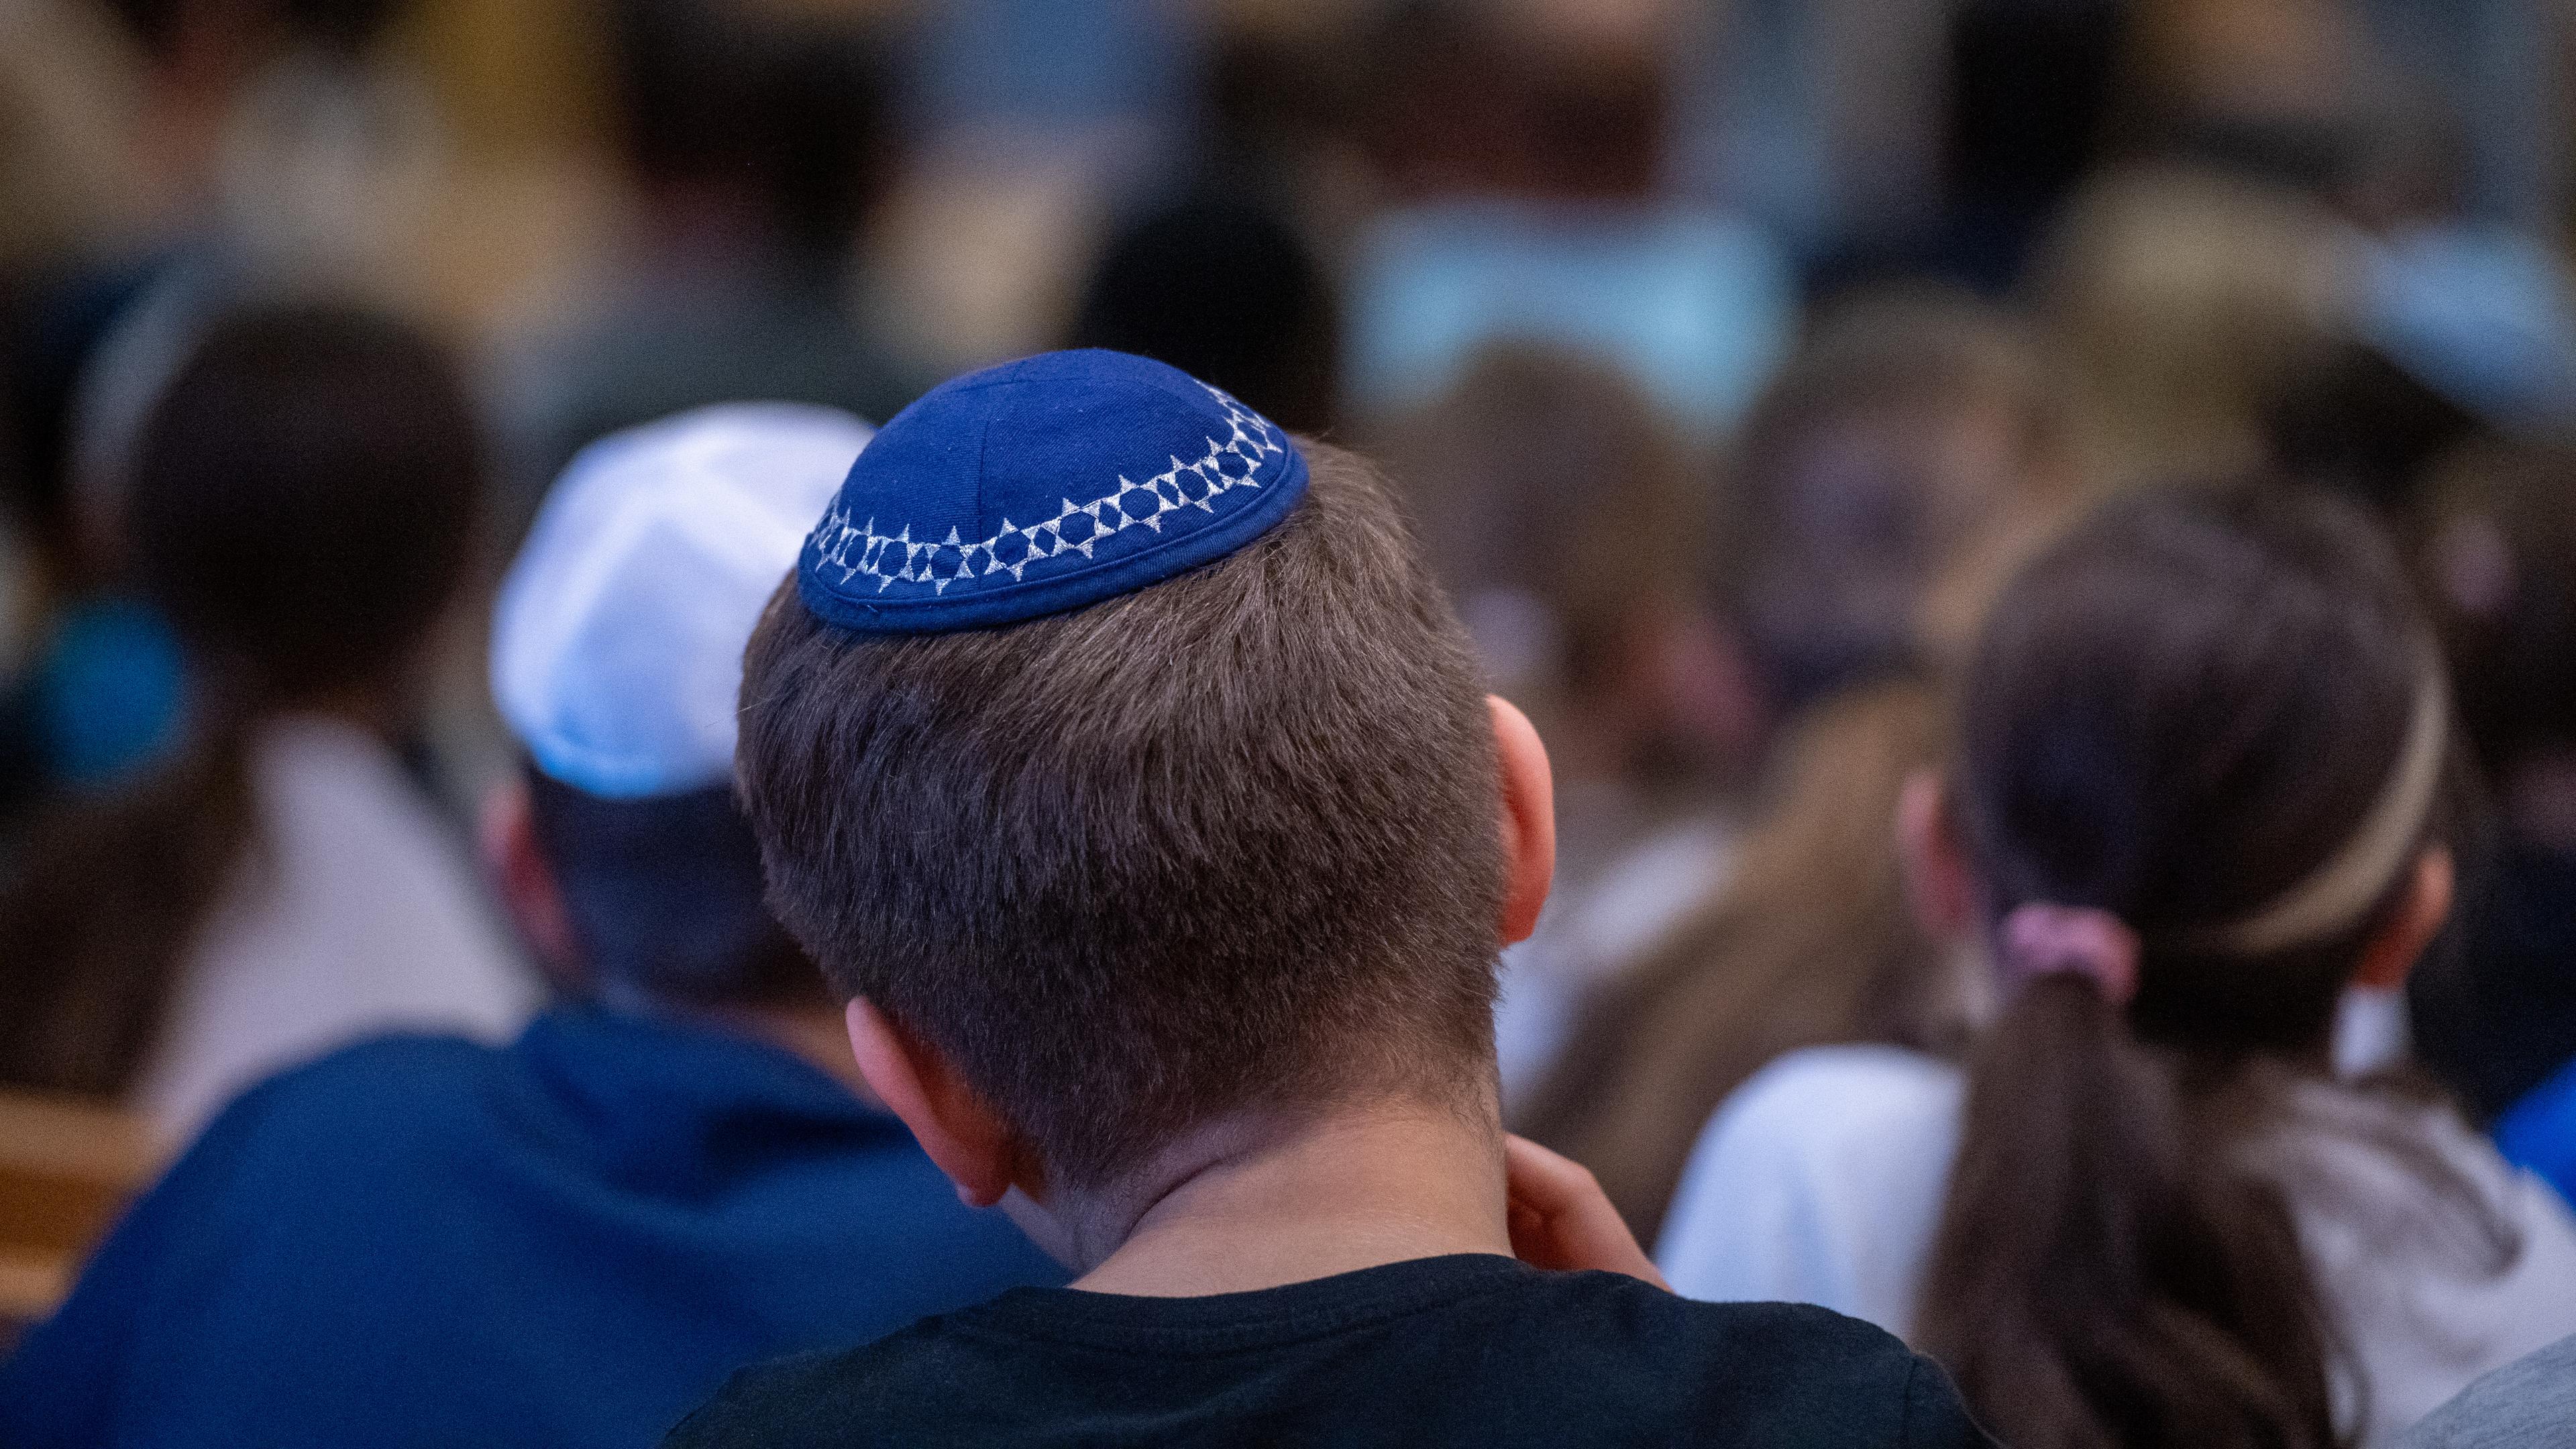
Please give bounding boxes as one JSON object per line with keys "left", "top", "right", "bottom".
{"left": 810, "top": 384, "right": 1287, "bottom": 596}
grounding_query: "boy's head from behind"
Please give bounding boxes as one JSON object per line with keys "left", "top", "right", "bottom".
{"left": 737, "top": 351, "right": 1532, "bottom": 1196}
{"left": 493, "top": 403, "right": 876, "bottom": 1007}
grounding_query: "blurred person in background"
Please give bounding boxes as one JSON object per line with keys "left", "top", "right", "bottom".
{"left": 1804, "top": 0, "right": 2128, "bottom": 300}
{"left": 51, "top": 0, "right": 455, "bottom": 508}
{"left": 1372, "top": 342, "right": 1762, "bottom": 1112}
{"left": 490, "top": 0, "right": 915, "bottom": 527}
{"left": 0, "top": 402, "right": 1061, "bottom": 1449}
{"left": 850, "top": 0, "right": 1348, "bottom": 384}
{"left": 1729, "top": 291, "right": 2077, "bottom": 714}
{"left": 2032, "top": 162, "right": 2347, "bottom": 489}
{"left": 1660, "top": 484, "right": 2576, "bottom": 1448}
{"left": 1179, "top": 4, "right": 1376, "bottom": 238}
{"left": 1068, "top": 189, "right": 1340, "bottom": 436}
{"left": 1341, "top": 0, "right": 1794, "bottom": 438}
{"left": 2029, "top": 0, "right": 2576, "bottom": 500}
{"left": 0, "top": 379, "right": 186, "bottom": 835}
{"left": 2123, "top": 0, "right": 2375, "bottom": 189}
{"left": 0, "top": 0, "right": 440, "bottom": 828}
{"left": 1521, "top": 679, "right": 1956, "bottom": 1246}
{"left": 2262, "top": 172, "right": 2576, "bottom": 520}
{"left": 2262, "top": 332, "right": 2482, "bottom": 521}
{"left": 0, "top": 0, "right": 149, "bottom": 279}
{"left": 2406, "top": 442, "right": 2576, "bottom": 1203}
{"left": 2250, "top": 58, "right": 2576, "bottom": 518}
{"left": 1515, "top": 291, "right": 2076, "bottom": 1240}
{"left": 0, "top": 303, "right": 533, "bottom": 1141}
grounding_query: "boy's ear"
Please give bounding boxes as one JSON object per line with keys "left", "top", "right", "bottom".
{"left": 2354, "top": 849, "right": 2455, "bottom": 991}
{"left": 480, "top": 780, "right": 586, "bottom": 994}
{"left": 846, "top": 998, "right": 1020, "bottom": 1208}
{"left": 1490, "top": 695, "right": 1556, "bottom": 946}
{"left": 1896, "top": 770, "right": 1978, "bottom": 943}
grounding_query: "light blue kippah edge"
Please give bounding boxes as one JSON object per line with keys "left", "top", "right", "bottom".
{"left": 796, "top": 441, "right": 1309, "bottom": 635}
{"left": 523, "top": 737, "right": 736, "bottom": 802}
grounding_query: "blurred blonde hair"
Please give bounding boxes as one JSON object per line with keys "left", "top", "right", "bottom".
{"left": 1518, "top": 294, "right": 2082, "bottom": 1236}
{"left": 2033, "top": 164, "right": 2347, "bottom": 489}
{"left": 1517, "top": 678, "right": 1962, "bottom": 1242}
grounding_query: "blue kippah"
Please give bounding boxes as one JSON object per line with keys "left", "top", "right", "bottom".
{"left": 796, "top": 350, "right": 1309, "bottom": 633}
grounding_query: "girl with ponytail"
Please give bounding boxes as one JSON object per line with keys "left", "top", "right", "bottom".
{"left": 1658, "top": 483, "right": 2576, "bottom": 1447}
{"left": 0, "top": 303, "right": 534, "bottom": 1140}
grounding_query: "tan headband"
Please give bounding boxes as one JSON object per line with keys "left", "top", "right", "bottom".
{"left": 2188, "top": 659, "right": 2449, "bottom": 957}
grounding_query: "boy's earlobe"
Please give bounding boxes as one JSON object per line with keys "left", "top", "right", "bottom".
{"left": 845, "top": 998, "right": 1020, "bottom": 1208}
{"left": 480, "top": 780, "right": 585, "bottom": 993}
{"left": 1489, "top": 696, "right": 1556, "bottom": 946}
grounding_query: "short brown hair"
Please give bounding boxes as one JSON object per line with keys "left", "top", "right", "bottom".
{"left": 737, "top": 441, "right": 1505, "bottom": 1190}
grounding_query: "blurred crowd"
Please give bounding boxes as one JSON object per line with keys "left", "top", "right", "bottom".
{"left": 5, "top": 0, "right": 2576, "bottom": 1445}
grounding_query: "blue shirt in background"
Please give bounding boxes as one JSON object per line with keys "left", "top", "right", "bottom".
{"left": 0, "top": 1006, "right": 1065, "bottom": 1448}
{"left": 2498, "top": 1053, "right": 2576, "bottom": 1214}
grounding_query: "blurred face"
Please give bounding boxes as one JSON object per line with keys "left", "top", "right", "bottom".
{"left": 1747, "top": 395, "right": 2038, "bottom": 706}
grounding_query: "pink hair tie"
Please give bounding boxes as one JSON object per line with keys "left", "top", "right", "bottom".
{"left": 1999, "top": 903, "right": 2142, "bottom": 1007}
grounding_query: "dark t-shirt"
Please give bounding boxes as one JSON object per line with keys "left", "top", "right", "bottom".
{"left": 665, "top": 1253, "right": 1994, "bottom": 1448}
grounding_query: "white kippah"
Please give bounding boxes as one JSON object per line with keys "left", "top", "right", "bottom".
{"left": 492, "top": 402, "right": 873, "bottom": 798}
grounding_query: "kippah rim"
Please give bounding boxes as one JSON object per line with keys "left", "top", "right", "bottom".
{"left": 795, "top": 442, "right": 1308, "bottom": 634}
{"left": 521, "top": 737, "right": 735, "bottom": 803}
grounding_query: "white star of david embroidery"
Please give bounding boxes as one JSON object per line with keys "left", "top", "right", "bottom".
{"left": 810, "top": 384, "right": 1287, "bottom": 596}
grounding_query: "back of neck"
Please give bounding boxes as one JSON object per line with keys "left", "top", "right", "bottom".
{"left": 1069, "top": 1097, "right": 1513, "bottom": 1297}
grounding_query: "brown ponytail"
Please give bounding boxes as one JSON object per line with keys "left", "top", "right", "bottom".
{"left": 0, "top": 303, "right": 482, "bottom": 1097}
{"left": 1921, "top": 976, "right": 2339, "bottom": 1449}
{"left": 1917, "top": 482, "right": 2470, "bottom": 1448}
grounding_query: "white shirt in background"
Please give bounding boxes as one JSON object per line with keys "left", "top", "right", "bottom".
{"left": 1493, "top": 816, "right": 1735, "bottom": 1116}
{"left": 1659, "top": 1044, "right": 2576, "bottom": 1448}
{"left": 129, "top": 716, "right": 539, "bottom": 1142}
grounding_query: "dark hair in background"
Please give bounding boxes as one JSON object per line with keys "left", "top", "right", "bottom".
{"left": 0, "top": 302, "right": 481, "bottom": 1095}
{"left": 736, "top": 443, "right": 1505, "bottom": 1191}
{"left": 1069, "top": 192, "right": 1340, "bottom": 436}
{"left": 2265, "top": 341, "right": 2479, "bottom": 518}
{"left": 606, "top": 0, "right": 897, "bottom": 268}
{"left": 0, "top": 273, "right": 142, "bottom": 588}
{"left": 2404, "top": 442, "right": 2576, "bottom": 1123}
{"left": 1919, "top": 484, "right": 2490, "bottom": 1449}
{"left": 1808, "top": 0, "right": 2125, "bottom": 299}
{"left": 1943, "top": 0, "right": 2124, "bottom": 212}
{"left": 525, "top": 767, "right": 820, "bottom": 1008}
{"left": 2401, "top": 442, "right": 2576, "bottom": 796}
{"left": 101, "top": 0, "right": 412, "bottom": 62}
{"left": 1356, "top": 0, "right": 1665, "bottom": 203}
